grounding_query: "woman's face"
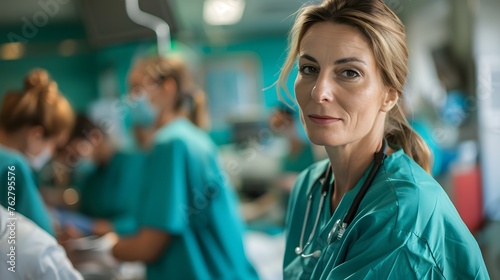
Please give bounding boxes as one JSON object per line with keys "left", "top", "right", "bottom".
{"left": 129, "top": 67, "right": 177, "bottom": 115}
{"left": 23, "top": 126, "right": 64, "bottom": 169}
{"left": 295, "top": 23, "right": 396, "bottom": 147}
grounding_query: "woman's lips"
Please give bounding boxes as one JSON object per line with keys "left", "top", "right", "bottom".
{"left": 308, "top": 114, "right": 341, "bottom": 125}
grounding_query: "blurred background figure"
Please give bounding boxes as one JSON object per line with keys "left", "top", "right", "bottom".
{"left": 40, "top": 114, "right": 145, "bottom": 237}
{"left": 240, "top": 104, "right": 317, "bottom": 227}
{"left": 38, "top": 114, "right": 101, "bottom": 192}
{"left": 269, "top": 104, "right": 315, "bottom": 176}
{"left": 132, "top": 125, "right": 155, "bottom": 151}
{"left": 75, "top": 124, "right": 145, "bottom": 237}
{"left": 0, "top": 68, "right": 74, "bottom": 236}
{"left": 128, "top": 91, "right": 160, "bottom": 151}
{"left": 112, "top": 56, "right": 258, "bottom": 280}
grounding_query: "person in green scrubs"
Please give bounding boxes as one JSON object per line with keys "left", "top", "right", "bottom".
{"left": 278, "top": 0, "right": 489, "bottom": 279}
{"left": 269, "top": 104, "right": 315, "bottom": 174}
{"left": 77, "top": 134, "right": 145, "bottom": 236}
{"left": 112, "top": 56, "right": 258, "bottom": 280}
{"left": 0, "top": 68, "right": 74, "bottom": 236}
{"left": 41, "top": 114, "right": 146, "bottom": 236}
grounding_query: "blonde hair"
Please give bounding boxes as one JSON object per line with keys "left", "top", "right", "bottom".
{"left": 132, "top": 56, "right": 209, "bottom": 129}
{"left": 0, "top": 68, "right": 74, "bottom": 139}
{"left": 278, "top": 0, "right": 431, "bottom": 173}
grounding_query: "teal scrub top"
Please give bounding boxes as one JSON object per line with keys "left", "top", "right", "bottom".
{"left": 284, "top": 148, "right": 489, "bottom": 279}
{"left": 0, "top": 146, "right": 54, "bottom": 236}
{"left": 138, "top": 118, "right": 258, "bottom": 280}
{"left": 78, "top": 152, "right": 145, "bottom": 236}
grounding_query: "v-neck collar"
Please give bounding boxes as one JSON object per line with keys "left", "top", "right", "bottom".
{"left": 321, "top": 158, "right": 384, "bottom": 227}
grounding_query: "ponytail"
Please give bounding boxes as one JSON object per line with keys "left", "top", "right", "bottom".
{"left": 385, "top": 103, "right": 432, "bottom": 173}
{"left": 175, "top": 89, "right": 209, "bottom": 129}
{"left": 189, "top": 89, "right": 209, "bottom": 129}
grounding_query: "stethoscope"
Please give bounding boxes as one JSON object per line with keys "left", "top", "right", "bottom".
{"left": 295, "top": 138, "right": 388, "bottom": 259}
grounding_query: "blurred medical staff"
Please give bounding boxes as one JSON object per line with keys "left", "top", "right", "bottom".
{"left": 45, "top": 114, "right": 146, "bottom": 237}
{"left": 269, "top": 104, "right": 315, "bottom": 174}
{"left": 76, "top": 120, "right": 146, "bottom": 236}
{"left": 0, "top": 69, "right": 74, "bottom": 235}
{"left": 112, "top": 56, "right": 258, "bottom": 280}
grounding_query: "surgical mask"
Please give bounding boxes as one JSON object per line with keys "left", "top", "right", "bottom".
{"left": 129, "top": 95, "right": 158, "bottom": 128}
{"left": 29, "top": 147, "right": 52, "bottom": 171}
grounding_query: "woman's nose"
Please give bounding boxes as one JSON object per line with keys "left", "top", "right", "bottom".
{"left": 311, "top": 74, "right": 335, "bottom": 104}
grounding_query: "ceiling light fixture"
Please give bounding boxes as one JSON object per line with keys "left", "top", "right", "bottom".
{"left": 203, "top": 0, "right": 245, "bottom": 26}
{"left": 1, "top": 43, "right": 25, "bottom": 60}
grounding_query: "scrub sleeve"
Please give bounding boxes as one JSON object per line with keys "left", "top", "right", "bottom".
{"left": 0, "top": 148, "right": 54, "bottom": 236}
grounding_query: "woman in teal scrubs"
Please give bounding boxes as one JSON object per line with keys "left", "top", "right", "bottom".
{"left": 0, "top": 69, "right": 74, "bottom": 236}
{"left": 112, "top": 57, "right": 258, "bottom": 280}
{"left": 278, "top": 0, "right": 489, "bottom": 279}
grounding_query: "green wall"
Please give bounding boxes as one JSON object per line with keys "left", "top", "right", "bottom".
{"left": 0, "top": 22, "right": 294, "bottom": 144}
{"left": 0, "top": 24, "right": 97, "bottom": 112}
{"left": 202, "top": 35, "right": 294, "bottom": 108}
{"left": 201, "top": 35, "right": 297, "bottom": 144}
{"left": 0, "top": 54, "right": 98, "bottom": 112}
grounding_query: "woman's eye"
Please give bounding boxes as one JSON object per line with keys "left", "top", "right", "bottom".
{"left": 340, "top": 70, "right": 360, "bottom": 78}
{"left": 299, "top": 66, "right": 318, "bottom": 75}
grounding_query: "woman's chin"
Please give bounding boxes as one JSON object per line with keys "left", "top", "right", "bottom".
{"left": 306, "top": 133, "right": 344, "bottom": 147}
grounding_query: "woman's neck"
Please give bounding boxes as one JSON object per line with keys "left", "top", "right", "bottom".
{"left": 326, "top": 121, "right": 389, "bottom": 212}
{"left": 327, "top": 136, "right": 382, "bottom": 189}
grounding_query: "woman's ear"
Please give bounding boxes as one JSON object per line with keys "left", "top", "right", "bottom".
{"left": 381, "top": 88, "right": 399, "bottom": 113}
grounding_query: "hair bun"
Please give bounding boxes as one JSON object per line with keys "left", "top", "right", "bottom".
{"left": 24, "top": 68, "right": 51, "bottom": 91}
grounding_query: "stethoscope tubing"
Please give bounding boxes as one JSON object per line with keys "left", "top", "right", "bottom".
{"left": 295, "top": 138, "right": 388, "bottom": 259}
{"left": 295, "top": 167, "right": 331, "bottom": 256}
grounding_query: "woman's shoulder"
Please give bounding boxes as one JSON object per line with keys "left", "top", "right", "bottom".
{"left": 114, "top": 150, "right": 147, "bottom": 163}
{"left": 154, "top": 119, "right": 214, "bottom": 152}
{"left": 0, "top": 147, "right": 28, "bottom": 166}
{"left": 378, "top": 152, "right": 487, "bottom": 279}
{"left": 0, "top": 147, "right": 32, "bottom": 179}
{"left": 373, "top": 149, "right": 470, "bottom": 241}
{"left": 381, "top": 148, "right": 444, "bottom": 202}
